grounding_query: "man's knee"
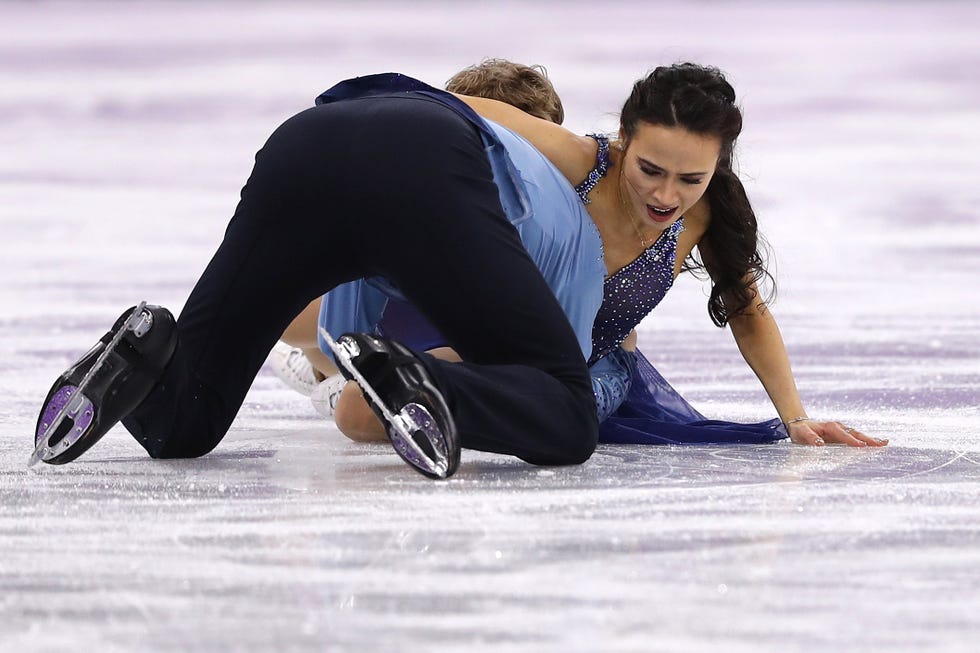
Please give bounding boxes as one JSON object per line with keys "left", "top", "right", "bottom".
{"left": 526, "top": 422, "right": 598, "bottom": 467}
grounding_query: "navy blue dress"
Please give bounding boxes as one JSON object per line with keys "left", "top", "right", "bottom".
{"left": 578, "top": 134, "right": 786, "bottom": 445}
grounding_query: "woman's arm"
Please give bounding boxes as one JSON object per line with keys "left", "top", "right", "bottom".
{"left": 727, "top": 289, "right": 886, "bottom": 447}
{"left": 454, "top": 94, "right": 598, "bottom": 185}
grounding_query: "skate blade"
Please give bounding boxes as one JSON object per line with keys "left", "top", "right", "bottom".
{"left": 319, "top": 328, "right": 451, "bottom": 479}
{"left": 29, "top": 301, "right": 148, "bottom": 468}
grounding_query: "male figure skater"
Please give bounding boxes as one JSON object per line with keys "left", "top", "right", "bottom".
{"left": 33, "top": 73, "right": 599, "bottom": 479}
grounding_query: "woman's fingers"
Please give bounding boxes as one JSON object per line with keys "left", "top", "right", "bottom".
{"left": 827, "top": 422, "right": 867, "bottom": 447}
{"left": 789, "top": 421, "right": 888, "bottom": 447}
{"left": 848, "top": 428, "right": 889, "bottom": 447}
{"left": 817, "top": 422, "right": 889, "bottom": 447}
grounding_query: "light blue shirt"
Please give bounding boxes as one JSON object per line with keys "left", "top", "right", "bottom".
{"left": 318, "top": 119, "right": 605, "bottom": 362}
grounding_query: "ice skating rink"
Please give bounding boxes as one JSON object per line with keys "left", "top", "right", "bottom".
{"left": 1, "top": 1, "right": 978, "bottom": 651}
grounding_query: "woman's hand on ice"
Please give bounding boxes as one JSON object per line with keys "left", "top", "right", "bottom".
{"left": 788, "top": 420, "right": 888, "bottom": 447}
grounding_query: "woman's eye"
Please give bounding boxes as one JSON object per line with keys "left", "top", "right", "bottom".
{"left": 682, "top": 177, "right": 704, "bottom": 185}
{"left": 640, "top": 167, "right": 660, "bottom": 177}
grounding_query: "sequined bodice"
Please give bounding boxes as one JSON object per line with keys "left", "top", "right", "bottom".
{"left": 589, "top": 220, "right": 685, "bottom": 365}
{"left": 572, "top": 134, "right": 685, "bottom": 365}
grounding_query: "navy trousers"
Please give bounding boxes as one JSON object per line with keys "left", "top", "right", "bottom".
{"left": 123, "top": 95, "right": 598, "bottom": 465}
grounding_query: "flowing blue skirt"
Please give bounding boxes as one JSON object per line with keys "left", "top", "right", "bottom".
{"left": 598, "top": 349, "right": 788, "bottom": 445}
{"left": 374, "top": 299, "right": 787, "bottom": 445}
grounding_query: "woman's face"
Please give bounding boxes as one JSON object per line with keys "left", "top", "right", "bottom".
{"left": 618, "top": 121, "right": 722, "bottom": 232}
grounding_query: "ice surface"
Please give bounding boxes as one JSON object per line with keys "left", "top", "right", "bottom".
{"left": 1, "top": 1, "right": 978, "bottom": 651}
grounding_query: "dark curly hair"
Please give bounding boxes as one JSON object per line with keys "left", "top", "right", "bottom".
{"left": 620, "top": 63, "right": 774, "bottom": 326}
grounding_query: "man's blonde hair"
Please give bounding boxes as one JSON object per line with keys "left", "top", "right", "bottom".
{"left": 446, "top": 59, "right": 564, "bottom": 124}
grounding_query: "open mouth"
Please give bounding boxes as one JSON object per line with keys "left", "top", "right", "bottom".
{"left": 646, "top": 204, "right": 678, "bottom": 222}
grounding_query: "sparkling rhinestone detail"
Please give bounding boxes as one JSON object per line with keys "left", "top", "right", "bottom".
{"left": 589, "top": 220, "right": 685, "bottom": 365}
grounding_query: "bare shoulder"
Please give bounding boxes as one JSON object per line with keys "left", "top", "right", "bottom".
{"left": 454, "top": 94, "right": 598, "bottom": 184}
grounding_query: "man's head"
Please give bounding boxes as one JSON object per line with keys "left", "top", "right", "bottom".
{"left": 446, "top": 59, "right": 564, "bottom": 124}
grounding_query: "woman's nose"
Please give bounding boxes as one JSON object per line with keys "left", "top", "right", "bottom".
{"left": 651, "top": 178, "right": 679, "bottom": 206}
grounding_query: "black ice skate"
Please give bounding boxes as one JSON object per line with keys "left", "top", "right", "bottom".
{"left": 31, "top": 302, "right": 177, "bottom": 466}
{"left": 320, "top": 328, "right": 460, "bottom": 479}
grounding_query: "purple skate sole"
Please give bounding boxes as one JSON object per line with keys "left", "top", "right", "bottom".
{"left": 389, "top": 403, "right": 449, "bottom": 471}
{"left": 35, "top": 385, "right": 96, "bottom": 449}
{"left": 30, "top": 301, "right": 177, "bottom": 467}
{"left": 320, "top": 328, "right": 459, "bottom": 479}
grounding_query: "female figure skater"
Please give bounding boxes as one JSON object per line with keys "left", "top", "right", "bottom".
{"left": 287, "top": 63, "right": 884, "bottom": 449}
{"left": 32, "top": 72, "right": 609, "bottom": 479}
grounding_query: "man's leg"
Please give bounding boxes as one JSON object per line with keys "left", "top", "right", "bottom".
{"left": 121, "top": 95, "right": 596, "bottom": 464}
